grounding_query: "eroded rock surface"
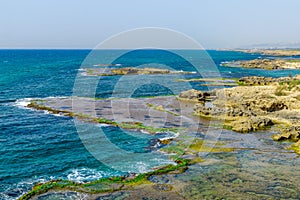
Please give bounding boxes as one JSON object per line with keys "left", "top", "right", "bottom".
{"left": 179, "top": 75, "right": 300, "bottom": 153}
{"left": 178, "top": 89, "right": 211, "bottom": 102}
{"left": 239, "top": 75, "right": 300, "bottom": 86}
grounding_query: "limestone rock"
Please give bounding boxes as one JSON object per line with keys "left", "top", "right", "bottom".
{"left": 291, "top": 141, "right": 300, "bottom": 154}
{"left": 231, "top": 117, "right": 273, "bottom": 133}
{"left": 272, "top": 126, "right": 300, "bottom": 142}
{"left": 179, "top": 89, "right": 210, "bottom": 102}
{"left": 224, "top": 58, "right": 300, "bottom": 70}
{"left": 239, "top": 76, "right": 274, "bottom": 85}
{"left": 111, "top": 67, "right": 170, "bottom": 75}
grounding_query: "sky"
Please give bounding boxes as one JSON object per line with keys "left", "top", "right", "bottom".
{"left": 1, "top": 0, "right": 300, "bottom": 49}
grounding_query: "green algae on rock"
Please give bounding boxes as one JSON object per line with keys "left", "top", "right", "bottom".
{"left": 19, "top": 159, "right": 191, "bottom": 200}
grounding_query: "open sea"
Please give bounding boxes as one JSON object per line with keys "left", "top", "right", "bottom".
{"left": 1, "top": 49, "right": 300, "bottom": 199}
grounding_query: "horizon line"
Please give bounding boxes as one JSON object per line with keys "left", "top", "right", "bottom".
{"left": 1, "top": 47, "right": 300, "bottom": 51}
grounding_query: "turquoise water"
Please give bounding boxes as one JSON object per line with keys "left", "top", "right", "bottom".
{"left": 1, "top": 50, "right": 300, "bottom": 199}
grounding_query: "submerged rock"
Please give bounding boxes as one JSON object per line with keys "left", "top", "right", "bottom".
{"left": 5, "top": 188, "right": 23, "bottom": 198}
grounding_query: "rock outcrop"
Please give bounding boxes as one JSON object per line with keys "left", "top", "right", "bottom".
{"left": 178, "top": 89, "right": 211, "bottom": 102}
{"left": 83, "top": 67, "right": 194, "bottom": 76}
{"left": 223, "top": 59, "right": 300, "bottom": 70}
{"left": 235, "top": 49, "right": 300, "bottom": 56}
{"left": 272, "top": 126, "right": 300, "bottom": 154}
{"left": 111, "top": 67, "right": 171, "bottom": 75}
{"left": 238, "top": 75, "right": 300, "bottom": 86}
{"left": 179, "top": 75, "right": 300, "bottom": 153}
{"left": 231, "top": 117, "right": 273, "bottom": 133}
{"left": 241, "top": 59, "right": 286, "bottom": 70}
{"left": 272, "top": 126, "right": 300, "bottom": 142}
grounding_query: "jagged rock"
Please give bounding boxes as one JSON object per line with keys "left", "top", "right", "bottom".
{"left": 226, "top": 108, "right": 252, "bottom": 117}
{"left": 231, "top": 117, "right": 273, "bottom": 133}
{"left": 258, "top": 100, "right": 288, "bottom": 112}
{"left": 178, "top": 74, "right": 300, "bottom": 154}
{"left": 291, "top": 141, "right": 300, "bottom": 154}
{"left": 179, "top": 89, "right": 210, "bottom": 102}
{"left": 193, "top": 103, "right": 224, "bottom": 116}
{"left": 272, "top": 126, "right": 300, "bottom": 142}
{"left": 194, "top": 103, "right": 210, "bottom": 116}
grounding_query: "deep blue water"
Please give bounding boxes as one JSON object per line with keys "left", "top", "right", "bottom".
{"left": 1, "top": 49, "right": 300, "bottom": 199}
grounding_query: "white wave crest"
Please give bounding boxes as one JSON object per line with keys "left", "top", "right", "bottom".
{"left": 15, "top": 98, "right": 32, "bottom": 108}
{"left": 66, "top": 168, "right": 119, "bottom": 182}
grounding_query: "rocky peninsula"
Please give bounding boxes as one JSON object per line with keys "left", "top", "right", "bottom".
{"left": 222, "top": 58, "right": 300, "bottom": 70}
{"left": 179, "top": 75, "right": 300, "bottom": 154}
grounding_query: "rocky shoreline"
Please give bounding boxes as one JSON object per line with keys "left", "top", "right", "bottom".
{"left": 235, "top": 49, "right": 300, "bottom": 56}
{"left": 16, "top": 48, "right": 300, "bottom": 199}
{"left": 18, "top": 77, "right": 300, "bottom": 199}
{"left": 222, "top": 58, "right": 300, "bottom": 70}
{"left": 19, "top": 95, "right": 236, "bottom": 199}
{"left": 179, "top": 75, "right": 300, "bottom": 154}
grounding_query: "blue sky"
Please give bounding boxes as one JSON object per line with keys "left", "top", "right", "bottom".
{"left": 1, "top": 0, "right": 300, "bottom": 49}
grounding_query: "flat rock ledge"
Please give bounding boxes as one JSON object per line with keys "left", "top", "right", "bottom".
{"left": 82, "top": 67, "right": 195, "bottom": 76}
